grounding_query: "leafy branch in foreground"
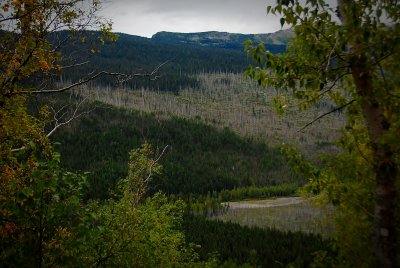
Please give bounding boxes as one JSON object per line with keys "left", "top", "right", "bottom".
{"left": 72, "top": 144, "right": 205, "bottom": 268}
{"left": 246, "top": 0, "right": 399, "bottom": 267}
{"left": 1, "top": 143, "right": 207, "bottom": 267}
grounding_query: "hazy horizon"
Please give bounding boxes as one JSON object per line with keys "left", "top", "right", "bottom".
{"left": 111, "top": 28, "right": 288, "bottom": 38}
{"left": 100, "top": 0, "right": 283, "bottom": 38}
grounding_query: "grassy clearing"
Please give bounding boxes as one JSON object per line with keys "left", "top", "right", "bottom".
{"left": 213, "top": 197, "right": 334, "bottom": 237}
{"left": 222, "top": 196, "right": 304, "bottom": 207}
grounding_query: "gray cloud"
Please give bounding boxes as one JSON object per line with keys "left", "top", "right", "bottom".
{"left": 100, "top": 0, "right": 282, "bottom": 37}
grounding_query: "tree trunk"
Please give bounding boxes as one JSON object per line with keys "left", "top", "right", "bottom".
{"left": 350, "top": 38, "right": 397, "bottom": 268}
{"left": 337, "top": 1, "right": 398, "bottom": 266}
{"left": 373, "top": 147, "right": 397, "bottom": 268}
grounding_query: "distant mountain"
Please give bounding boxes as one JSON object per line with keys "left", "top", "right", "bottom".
{"left": 152, "top": 29, "right": 292, "bottom": 52}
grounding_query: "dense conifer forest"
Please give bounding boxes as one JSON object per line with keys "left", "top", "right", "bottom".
{"left": 52, "top": 101, "right": 302, "bottom": 200}
{"left": 56, "top": 31, "right": 249, "bottom": 91}
{"left": 52, "top": 30, "right": 287, "bottom": 92}
{"left": 184, "top": 214, "right": 333, "bottom": 267}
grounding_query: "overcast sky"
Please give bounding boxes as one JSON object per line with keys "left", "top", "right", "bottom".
{"left": 99, "top": 0, "right": 283, "bottom": 37}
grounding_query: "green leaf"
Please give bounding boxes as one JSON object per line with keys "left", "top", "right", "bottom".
{"left": 280, "top": 18, "right": 285, "bottom": 27}
{"left": 70, "top": 195, "right": 80, "bottom": 205}
{"left": 21, "top": 187, "right": 33, "bottom": 197}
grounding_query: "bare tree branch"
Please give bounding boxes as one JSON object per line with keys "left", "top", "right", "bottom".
{"left": 114, "top": 60, "right": 171, "bottom": 84}
{"left": 15, "top": 60, "right": 171, "bottom": 95}
{"left": 46, "top": 96, "right": 93, "bottom": 138}
{"left": 58, "top": 61, "right": 90, "bottom": 70}
{"left": 10, "top": 146, "right": 26, "bottom": 153}
{"left": 298, "top": 99, "right": 355, "bottom": 132}
{"left": 143, "top": 144, "right": 169, "bottom": 189}
{"left": 133, "top": 145, "right": 169, "bottom": 205}
{"left": 11, "top": 96, "right": 93, "bottom": 153}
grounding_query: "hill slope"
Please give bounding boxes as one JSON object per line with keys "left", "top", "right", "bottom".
{"left": 56, "top": 30, "right": 288, "bottom": 91}
{"left": 53, "top": 101, "right": 301, "bottom": 200}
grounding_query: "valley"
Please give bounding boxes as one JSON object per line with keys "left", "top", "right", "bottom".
{"left": 48, "top": 31, "right": 345, "bottom": 264}
{"left": 49, "top": 69, "right": 342, "bottom": 266}
{"left": 3, "top": 0, "right": 397, "bottom": 266}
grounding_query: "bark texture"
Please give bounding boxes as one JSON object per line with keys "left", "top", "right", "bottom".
{"left": 338, "top": 0, "right": 398, "bottom": 267}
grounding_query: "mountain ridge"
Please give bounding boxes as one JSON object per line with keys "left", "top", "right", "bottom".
{"left": 151, "top": 29, "right": 292, "bottom": 50}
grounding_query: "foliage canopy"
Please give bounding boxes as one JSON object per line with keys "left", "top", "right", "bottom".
{"left": 246, "top": 0, "right": 400, "bottom": 267}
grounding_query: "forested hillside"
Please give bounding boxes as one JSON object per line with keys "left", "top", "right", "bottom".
{"left": 52, "top": 71, "right": 344, "bottom": 200}
{"left": 56, "top": 30, "right": 282, "bottom": 91}
{"left": 184, "top": 214, "right": 333, "bottom": 267}
{"left": 53, "top": 101, "right": 302, "bottom": 200}
{"left": 53, "top": 32, "right": 249, "bottom": 91}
